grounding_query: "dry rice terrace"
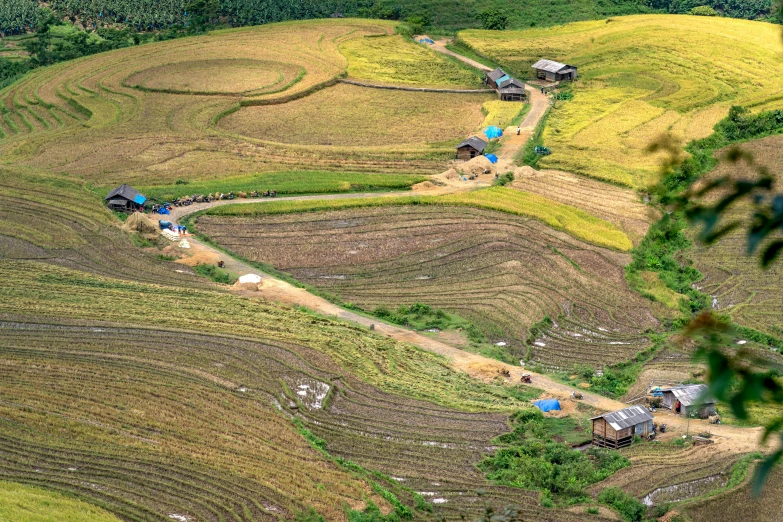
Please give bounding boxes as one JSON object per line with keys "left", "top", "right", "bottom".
{"left": 0, "top": 19, "right": 492, "bottom": 187}
{"left": 690, "top": 134, "right": 783, "bottom": 340}
{"left": 197, "top": 203, "right": 665, "bottom": 369}
{"left": 461, "top": 14, "right": 783, "bottom": 188}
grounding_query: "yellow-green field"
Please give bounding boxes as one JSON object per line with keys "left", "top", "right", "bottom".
{"left": 0, "top": 482, "right": 121, "bottom": 522}
{"left": 0, "top": 19, "right": 468, "bottom": 186}
{"left": 340, "top": 34, "right": 482, "bottom": 87}
{"left": 461, "top": 15, "right": 783, "bottom": 188}
{"left": 219, "top": 83, "right": 492, "bottom": 147}
{"left": 206, "top": 185, "right": 633, "bottom": 251}
{"left": 482, "top": 100, "right": 527, "bottom": 128}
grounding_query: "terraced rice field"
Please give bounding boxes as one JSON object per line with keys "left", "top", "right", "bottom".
{"left": 511, "top": 167, "right": 659, "bottom": 245}
{"left": 340, "top": 34, "right": 482, "bottom": 88}
{"left": 460, "top": 15, "right": 783, "bottom": 188}
{"left": 685, "top": 466, "right": 783, "bottom": 522}
{"left": 0, "top": 19, "right": 472, "bottom": 187}
{"left": 0, "top": 256, "right": 632, "bottom": 521}
{"left": 219, "top": 83, "right": 491, "bottom": 147}
{"left": 690, "top": 135, "right": 783, "bottom": 340}
{"left": 591, "top": 442, "right": 743, "bottom": 504}
{"left": 197, "top": 204, "right": 664, "bottom": 369}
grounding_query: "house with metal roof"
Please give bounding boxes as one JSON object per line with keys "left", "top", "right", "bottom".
{"left": 455, "top": 137, "right": 488, "bottom": 160}
{"left": 661, "top": 384, "right": 716, "bottom": 418}
{"left": 591, "top": 405, "right": 654, "bottom": 449}
{"left": 105, "top": 184, "right": 147, "bottom": 211}
{"left": 531, "top": 59, "right": 578, "bottom": 82}
{"left": 485, "top": 68, "right": 508, "bottom": 89}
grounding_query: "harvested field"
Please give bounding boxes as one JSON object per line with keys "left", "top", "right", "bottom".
{"left": 0, "top": 261, "right": 623, "bottom": 521}
{"left": 198, "top": 204, "right": 663, "bottom": 369}
{"left": 461, "top": 15, "right": 783, "bottom": 188}
{"left": 685, "top": 462, "right": 782, "bottom": 522}
{"left": 0, "top": 19, "right": 454, "bottom": 185}
{"left": 690, "top": 135, "right": 783, "bottom": 340}
{"left": 340, "top": 34, "right": 482, "bottom": 88}
{"left": 591, "top": 442, "right": 742, "bottom": 502}
{"left": 511, "top": 167, "right": 659, "bottom": 245}
{"left": 219, "top": 83, "right": 492, "bottom": 147}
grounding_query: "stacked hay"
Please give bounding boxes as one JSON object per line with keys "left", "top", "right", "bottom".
{"left": 412, "top": 181, "right": 436, "bottom": 191}
{"left": 238, "top": 191, "right": 247, "bottom": 198}
{"left": 457, "top": 155, "right": 494, "bottom": 176}
{"left": 443, "top": 168, "right": 458, "bottom": 180}
{"left": 122, "top": 212, "right": 158, "bottom": 235}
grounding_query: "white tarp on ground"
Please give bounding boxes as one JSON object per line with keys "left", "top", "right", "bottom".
{"left": 238, "top": 274, "right": 262, "bottom": 284}
{"left": 161, "top": 229, "right": 180, "bottom": 241}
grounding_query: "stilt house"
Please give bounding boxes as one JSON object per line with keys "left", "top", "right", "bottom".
{"left": 531, "top": 59, "right": 578, "bottom": 82}
{"left": 455, "top": 137, "right": 487, "bottom": 160}
{"left": 591, "top": 405, "right": 654, "bottom": 449}
{"left": 485, "top": 68, "right": 528, "bottom": 101}
{"left": 660, "top": 384, "right": 716, "bottom": 418}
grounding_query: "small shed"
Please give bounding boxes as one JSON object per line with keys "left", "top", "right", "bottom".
{"left": 591, "top": 405, "right": 654, "bottom": 449}
{"left": 105, "top": 184, "right": 147, "bottom": 211}
{"left": 456, "top": 137, "right": 487, "bottom": 160}
{"left": 531, "top": 59, "right": 578, "bottom": 82}
{"left": 485, "top": 68, "right": 508, "bottom": 89}
{"left": 660, "top": 384, "right": 716, "bottom": 418}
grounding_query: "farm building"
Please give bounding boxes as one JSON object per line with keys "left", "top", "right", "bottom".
{"left": 531, "top": 59, "right": 578, "bottom": 82}
{"left": 455, "top": 137, "right": 487, "bottom": 160}
{"left": 105, "top": 184, "right": 147, "bottom": 211}
{"left": 660, "top": 384, "right": 716, "bottom": 418}
{"left": 485, "top": 68, "right": 508, "bottom": 89}
{"left": 486, "top": 69, "right": 527, "bottom": 101}
{"left": 591, "top": 405, "right": 654, "bottom": 449}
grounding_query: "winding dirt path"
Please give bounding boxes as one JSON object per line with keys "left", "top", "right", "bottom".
{"left": 166, "top": 196, "right": 765, "bottom": 452}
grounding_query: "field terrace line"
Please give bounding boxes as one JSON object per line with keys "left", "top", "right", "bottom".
{"left": 170, "top": 196, "right": 766, "bottom": 453}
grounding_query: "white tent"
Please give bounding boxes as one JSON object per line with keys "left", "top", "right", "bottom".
{"left": 238, "top": 274, "right": 262, "bottom": 284}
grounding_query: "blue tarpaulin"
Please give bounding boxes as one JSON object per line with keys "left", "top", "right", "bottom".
{"left": 419, "top": 38, "right": 434, "bottom": 44}
{"left": 532, "top": 399, "right": 561, "bottom": 412}
{"left": 484, "top": 126, "right": 503, "bottom": 139}
{"left": 485, "top": 153, "right": 498, "bottom": 164}
{"left": 158, "top": 207, "right": 170, "bottom": 215}
{"left": 133, "top": 194, "right": 147, "bottom": 205}
{"left": 495, "top": 74, "right": 511, "bottom": 85}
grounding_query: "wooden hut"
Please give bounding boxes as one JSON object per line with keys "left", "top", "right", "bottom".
{"left": 660, "top": 384, "right": 715, "bottom": 418}
{"left": 498, "top": 77, "right": 527, "bottom": 101}
{"left": 455, "top": 137, "right": 487, "bottom": 160}
{"left": 591, "top": 405, "right": 654, "bottom": 449}
{"left": 485, "top": 68, "right": 508, "bottom": 89}
{"left": 531, "top": 59, "right": 578, "bottom": 82}
{"left": 105, "top": 184, "right": 147, "bottom": 211}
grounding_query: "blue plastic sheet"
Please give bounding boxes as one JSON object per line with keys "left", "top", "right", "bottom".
{"left": 484, "top": 153, "right": 498, "bottom": 164}
{"left": 532, "top": 399, "right": 561, "bottom": 412}
{"left": 484, "top": 126, "right": 503, "bottom": 139}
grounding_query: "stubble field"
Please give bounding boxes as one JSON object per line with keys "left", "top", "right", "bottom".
{"left": 197, "top": 202, "right": 663, "bottom": 369}
{"left": 460, "top": 15, "right": 783, "bottom": 188}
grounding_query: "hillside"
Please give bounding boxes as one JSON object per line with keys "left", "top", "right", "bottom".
{"left": 1, "top": 11, "right": 782, "bottom": 522}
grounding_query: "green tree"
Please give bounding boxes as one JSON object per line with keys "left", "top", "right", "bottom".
{"left": 185, "top": 0, "right": 220, "bottom": 33}
{"left": 690, "top": 5, "right": 719, "bottom": 15}
{"left": 477, "top": 8, "right": 509, "bottom": 30}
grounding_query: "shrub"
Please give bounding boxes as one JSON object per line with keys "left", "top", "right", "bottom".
{"left": 597, "top": 487, "right": 646, "bottom": 522}
{"left": 193, "top": 263, "right": 236, "bottom": 285}
{"left": 690, "top": 5, "right": 719, "bottom": 16}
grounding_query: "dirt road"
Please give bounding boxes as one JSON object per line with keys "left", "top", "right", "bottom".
{"left": 167, "top": 200, "right": 765, "bottom": 451}
{"left": 495, "top": 88, "right": 550, "bottom": 172}
{"left": 429, "top": 38, "right": 492, "bottom": 72}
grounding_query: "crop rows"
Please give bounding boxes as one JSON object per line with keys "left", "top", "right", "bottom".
{"left": 198, "top": 205, "right": 662, "bottom": 369}
{"left": 461, "top": 15, "right": 783, "bottom": 188}
{"left": 0, "top": 306, "right": 615, "bottom": 521}
{"left": 511, "top": 169, "right": 658, "bottom": 246}
{"left": 0, "top": 19, "right": 464, "bottom": 186}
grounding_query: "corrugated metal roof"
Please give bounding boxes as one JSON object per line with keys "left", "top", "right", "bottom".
{"left": 105, "top": 184, "right": 145, "bottom": 204}
{"left": 486, "top": 68, "right": 507, "bottom": 81}
{"left": 531, "top": 58, "right": 572, "bottom": 73}
{"left": 498, "top": 77, "right": 525, "bottom": 89}
{"left": 591, "top": 405, "right": 653, "bottom": 431}
{"left": 662, "top": 384, "right": 714, "bottom": 407}
{"left": 456, "top": 136, "right": 487, "bottom": 152}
